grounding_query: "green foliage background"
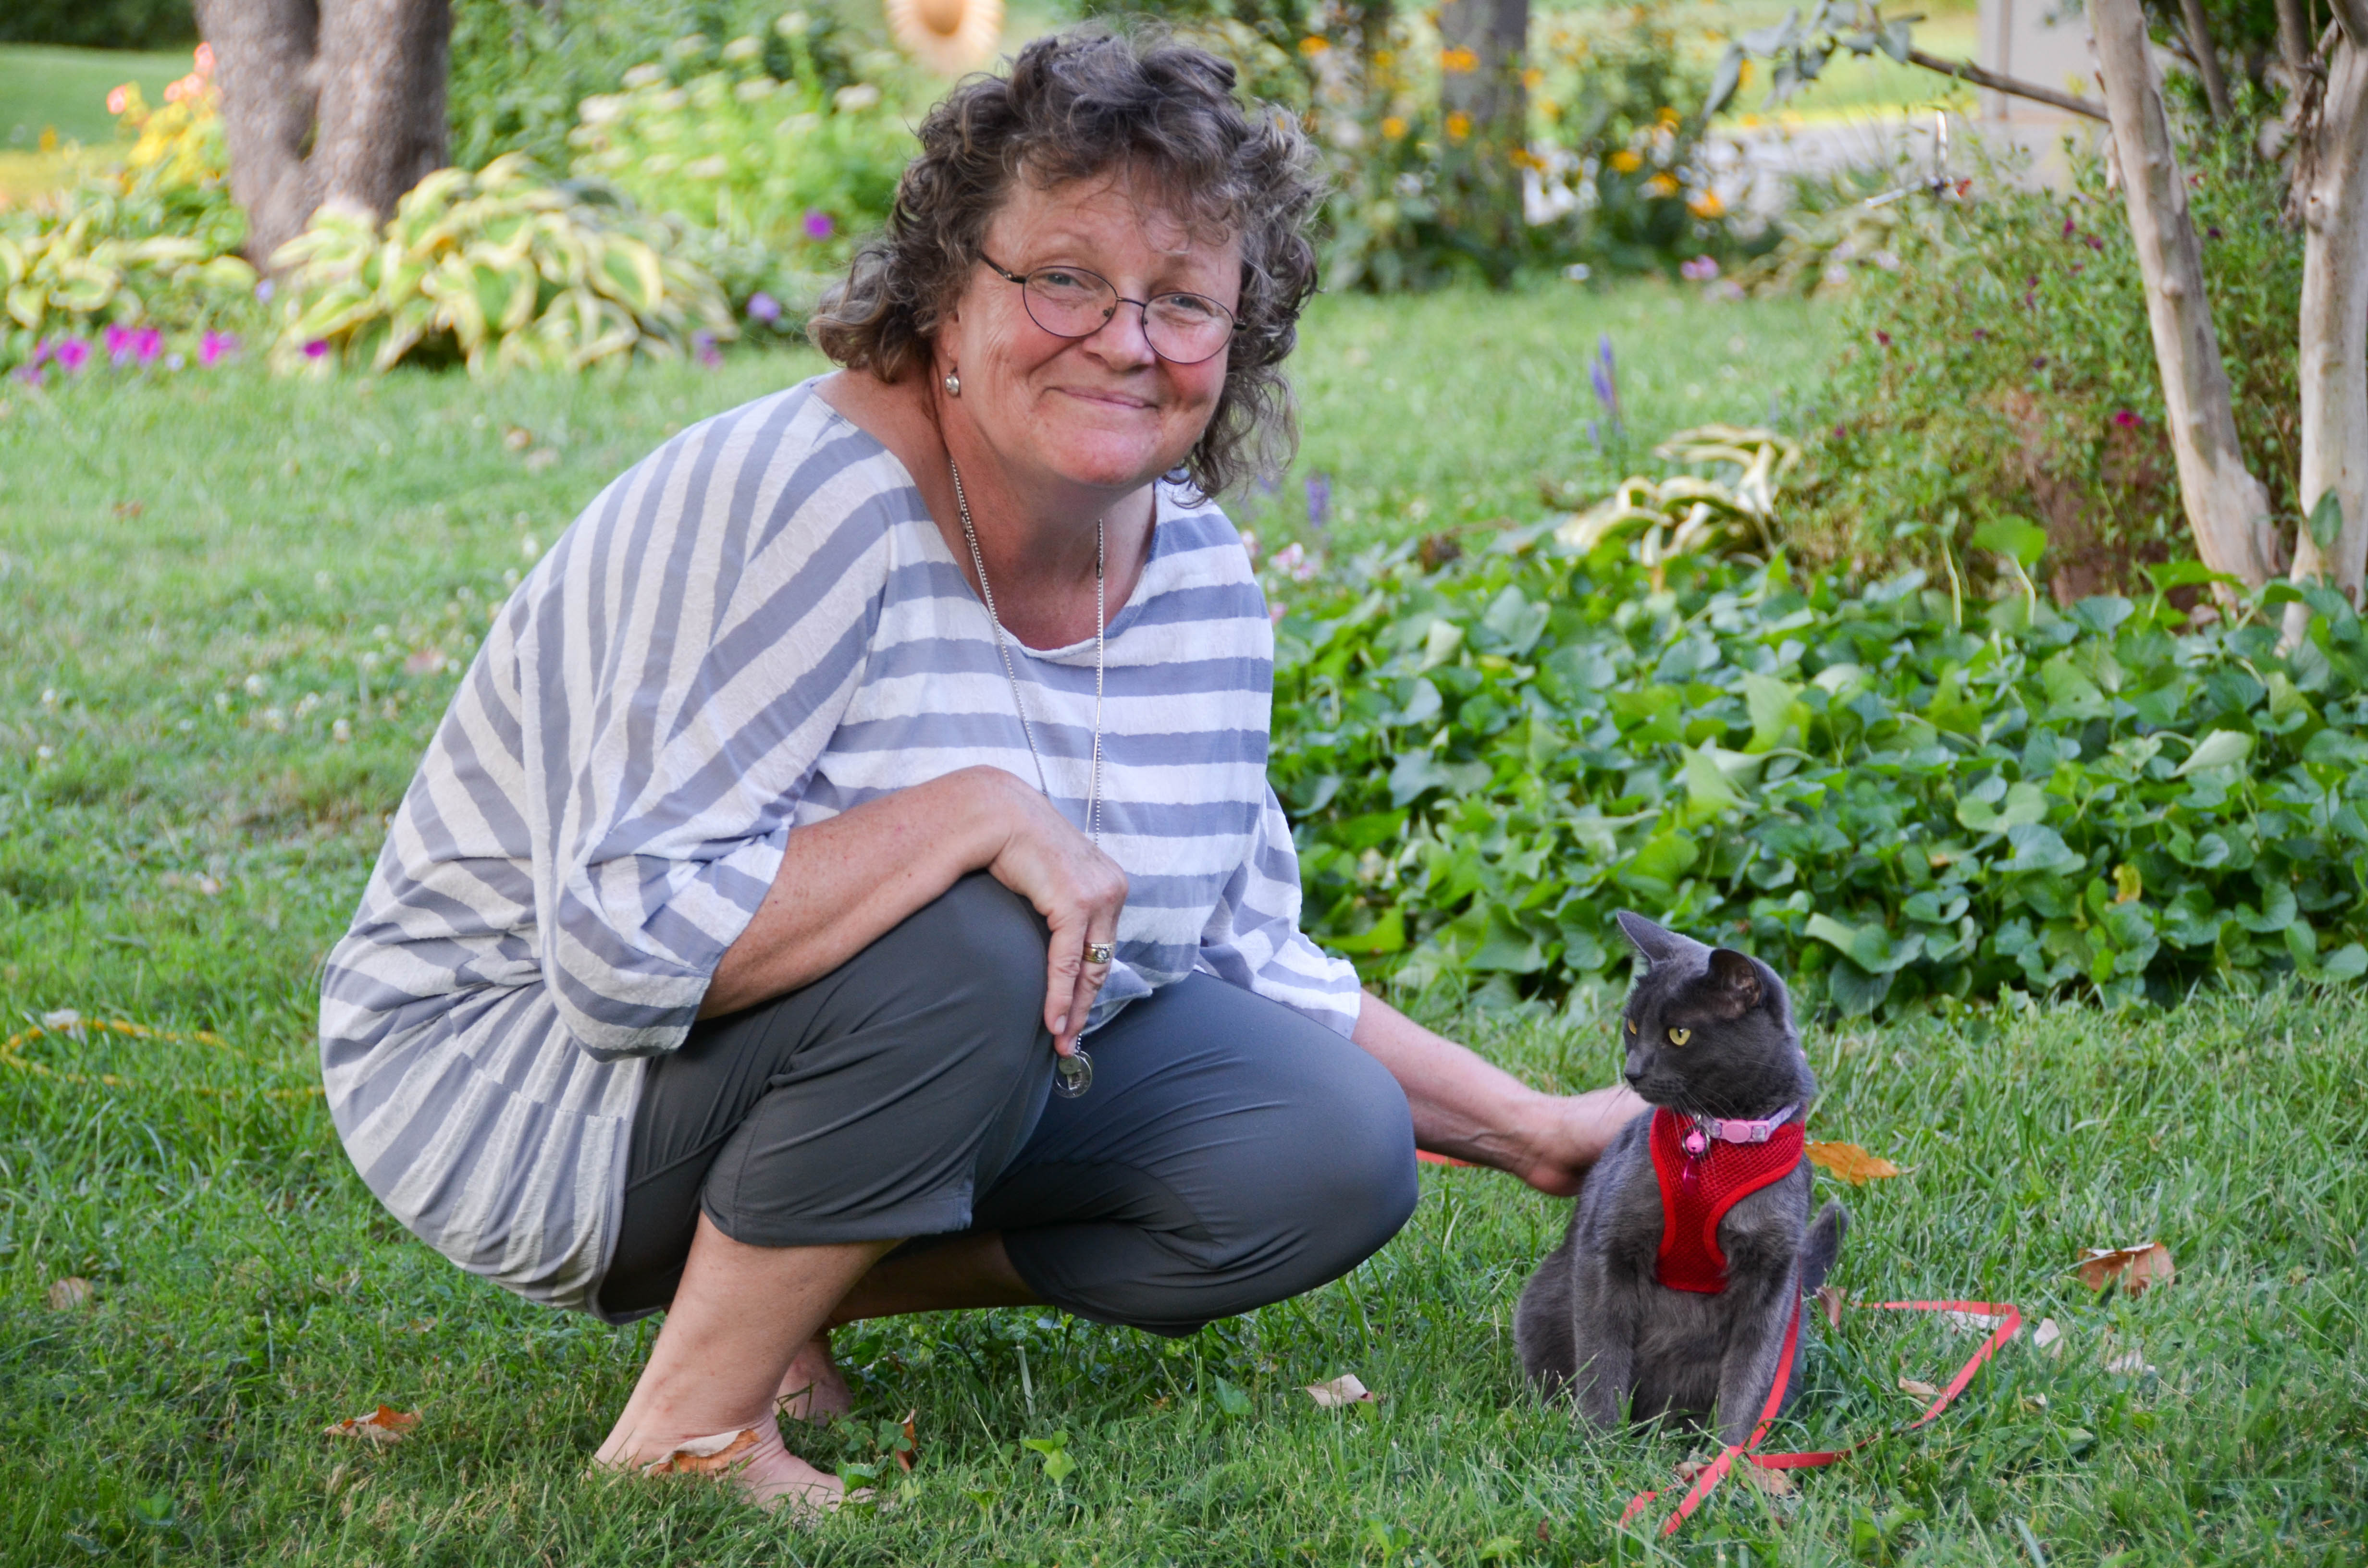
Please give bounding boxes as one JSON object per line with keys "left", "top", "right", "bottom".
{"left": 0, "top": 0, "right": 195, "bottom": 51}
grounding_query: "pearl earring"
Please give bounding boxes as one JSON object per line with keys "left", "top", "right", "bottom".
{"left": 943, "top": 371, "right": 961, "bottom": 397}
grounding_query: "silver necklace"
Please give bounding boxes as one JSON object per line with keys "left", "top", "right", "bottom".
{"left": 949, "top": 455, "right": 1104, "bottom": 1098}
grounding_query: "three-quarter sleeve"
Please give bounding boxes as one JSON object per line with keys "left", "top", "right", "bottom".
{"left": 1196, "top": 780, "right": 1367, "bottom": 1037}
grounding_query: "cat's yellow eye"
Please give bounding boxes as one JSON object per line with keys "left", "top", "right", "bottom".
{"left": 1666, "top": 1027, "right": 1692, "bottom": 1046}
{"left": 1626, "top": 1017, "right": 1637, "bottom": 1034}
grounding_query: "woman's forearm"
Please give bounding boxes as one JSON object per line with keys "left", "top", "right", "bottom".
{"left": 699, "top": 769, "right": 1016, "bottom": 1018}
{"left": 1350, "top": 991, "right": 1645, "bottom": 1196}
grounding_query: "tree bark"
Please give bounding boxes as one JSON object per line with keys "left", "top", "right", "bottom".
{"left": 2286, "top": 37, "right": 2368, "bottom": 617}
{"left": 1905, "top": 48, "right": 2109, "bottom": 122}
{"left": 2175, "top": 0, "right": 2236, "bottom": 122}
{"left": 1437, "top": 0, "right": 1528, "bottom": 280}
{"left": 2092, "top": 0, "right": 2280, "bottom": 587}
{"left": 194, "top": 0, "right": 453, "bottom": 267}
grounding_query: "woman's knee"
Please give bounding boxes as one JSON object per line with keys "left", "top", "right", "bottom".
{"left": 1275, "top": 1046, "right": 1418, "bottom": 1266}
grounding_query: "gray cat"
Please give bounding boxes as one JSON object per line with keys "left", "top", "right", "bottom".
{"left": 1514, "top": 911, "right": 1846, "bottom": 1447}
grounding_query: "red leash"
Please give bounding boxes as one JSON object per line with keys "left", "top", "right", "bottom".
{"left": 1616, "top": 1296, "right": 2023, "bottom": 1536}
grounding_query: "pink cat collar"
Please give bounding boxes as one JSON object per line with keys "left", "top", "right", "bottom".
{"left": 1680, "top": 1102, "right": 1800, "bottom": 1158}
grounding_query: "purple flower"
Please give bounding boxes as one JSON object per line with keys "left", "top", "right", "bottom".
{"left": 1972, "top": 328, "right": 1988, "bottom": 341}
{"left": 1589, "top": 333, "right": 1622, "bottom": 430}
{"left": 53, "top": 339, "right": 90, "bottom": 373}
{"left": 1678, "top": 255, "right": 1720, "bottom": 282}
{"left": 2206, "top": 226, "right": 2222, "bottom": 240}
{"left": 255, "top": 279, "right": 275, "bottom": 303}
{"left": 303, "top": 339, "right": 329, "bottom": 359}
{"left": 105, "top": 323, "right": 137, "bottom": 365}
{"left": 694, "top": 331, "right": 723, "bottom": 368}
{"left": 1874, "top": 329, "right": 1892, "bottom": 347}
{"left": 199, "top": 331, "right": 238, "bottom": 367}
{"left": 2062, "top": 217, "right": 2076, "bottom": 238}
{"left": 12, "top": 361, "right": 45, "bottom": 385}
{"left": 1587, "top": 419, "right": 1602, "bottom": 449}
{"left": 745, "top": 291, "right": 782, "bottom": 325}
{"left": 2112, "top": 408, "right": 2139, "bottom": 429}
{"left": 133, "top": 327, "right": 162, "bottom": 365}
{"left": 1305, "top": 471, "right": 1332, "bottom": 532}
{"left": 802, "top": 209, "right": 836, "bottom": 242}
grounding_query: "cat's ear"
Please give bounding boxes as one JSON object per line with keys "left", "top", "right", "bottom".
{"left": 1616, "top": 910, "right": 1687, "bottom": 966}
{"left": 1705, "top": 948, "right": 1765, "bottom": 1017}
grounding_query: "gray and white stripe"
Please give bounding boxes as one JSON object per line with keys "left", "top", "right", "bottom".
{"left": 320, "top": 381, "right": 1360, "bottom": 1312}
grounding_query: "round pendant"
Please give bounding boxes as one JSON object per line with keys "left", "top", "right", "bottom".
{"left": 1052, "top": 1047, "right": 1094, "bottom": 1099}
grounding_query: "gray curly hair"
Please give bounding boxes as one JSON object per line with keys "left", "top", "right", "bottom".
{"left": 807, "top": 26, "right": 1324, "bottom": 500}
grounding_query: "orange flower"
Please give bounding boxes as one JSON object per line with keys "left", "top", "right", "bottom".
{"left": 1444, "top": 110, "right": 1472, "bottom": 140}
{"left": 106, "top": 84, "right": 131, "bottom": 116}
{"left": 1381, "top": 115, "right": 1408, "bottom": 139}
{"left": 1608, "top": 148, "right": 1642, "bottom": 173}
{"left": 194, "top": 42, "right": 215, "bottom": 74}
{"left": 1688, "top": 189, "right": 1726, "bottom": 218}
{"left": 1643, "top": 172, "right": 1679, "bottom": 197}
{"left": 1520, "top": 66, "right": 1544, "bottom": 89}
{"left": 1440, "top": 46, "right": 1478, "bottom": 73}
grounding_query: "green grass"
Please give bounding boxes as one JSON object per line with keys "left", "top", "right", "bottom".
{"left": 0, "top": 42, "right": 189, "bottom": 150}
{"left": 5, "top": 289, "right": 2364, "bottom": 1565}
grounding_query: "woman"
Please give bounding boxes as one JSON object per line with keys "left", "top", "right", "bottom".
{"left": 321, "top": 29, "right": 1642, "bottom": 1511}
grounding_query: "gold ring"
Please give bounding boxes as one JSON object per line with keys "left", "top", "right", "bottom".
{"left": 1085, "top": 942, "right": 1114, "bottom": 965}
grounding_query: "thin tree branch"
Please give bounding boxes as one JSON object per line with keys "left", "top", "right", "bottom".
{"left": 1904, "top": 48, "right": 2111, "bottom": 121}
{"left": 2177, "top": 0, "right": 2237, "bottom": 120}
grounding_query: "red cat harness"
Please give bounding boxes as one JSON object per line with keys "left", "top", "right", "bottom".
{"left": 1648, "top": 1104, "right": 1804, "bottom": 1294}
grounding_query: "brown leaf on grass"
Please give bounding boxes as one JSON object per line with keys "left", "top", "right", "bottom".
{"left": 1898, "top": 1377, "right": 1941, "bottom": 1400}
{"left": 1674, "top": 1458, "right": 1713, "bottom": 1483}
{"left": 322, "top": 1406, "right": 420, "bottom": 1446}
{"left": 1535, "top": 1518, "right": 1552, "bottom": 1544}
{"left": 895, "top": 1409, "right": 917, "bottom": 1473}
{"left": 2032, "top": 1317, "right": 2064, "bottom": 1356}
{"left": 46, "top": 1276, "right": 94, "bottom": 1311}
{"left": 1743, "top": 1463, "right": 1796, "bottom": 1497}
{"left": 1804, "top": 1141, "right": 1900, "bottom": 1184}
{"left": 2076, "top": 1241, "right": 2175, "bottom": 1296}
{"left": 1304, "top": 1373, "right": 1382, "bottom": 1408}
{"left": 1815, "top": 1285, "right": 1849, "bottom": 1329}
{"left": 2105, "top": 1349, "right": 2157, "bottom": 1376}
{"left": 641, "top": 1425, "right": 760, "bottom": 1476}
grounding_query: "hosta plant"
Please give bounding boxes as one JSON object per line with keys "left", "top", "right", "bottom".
{"left": 1270, "top": 530, "right": 2368, "bottom": 1021}
{"left": 268, "top": 153, "right": 735, "bottom": 375}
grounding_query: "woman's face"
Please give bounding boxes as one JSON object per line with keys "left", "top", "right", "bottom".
{"left": 938, "top": 169, "right": 1242, "bottom": 498}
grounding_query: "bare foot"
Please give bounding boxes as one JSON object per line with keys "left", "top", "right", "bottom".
{"left": 776, "top": 1330, "right": 852, "bottom": 1424}
{"left": 595, "top": 1419, "right": 849, "bottom": 1519}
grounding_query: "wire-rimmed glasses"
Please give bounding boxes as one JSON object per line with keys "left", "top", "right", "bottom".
{"left": 981, "top": 253, "right": 1240, "bottom": 366}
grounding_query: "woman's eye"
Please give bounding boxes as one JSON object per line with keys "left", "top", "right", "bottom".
{"left": 1153, "top": 293, "right": 1222, "bottom": 322}
{"left": 1666, "top": 1027, "right": 1691, "bottom": 1046}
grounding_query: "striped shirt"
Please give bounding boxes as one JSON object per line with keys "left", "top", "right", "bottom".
{"left": 319, "top": 380, "right": 1361, "bottom": 1313}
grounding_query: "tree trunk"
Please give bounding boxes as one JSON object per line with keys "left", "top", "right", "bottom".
{"left": 2175, "top": 0, "right": 2235, "bottom": 122}
{"left": 2286, "top": 32, "right": 2368, "bottom": 620}
{"left": 2092, "top": 0, "right": 2280, "bottom": 587}
{"left": 194, "top": 0, "right": 453, "bottom": 268}
{"left": 1436, "top": 0, "right": 1528, "bottom": 281}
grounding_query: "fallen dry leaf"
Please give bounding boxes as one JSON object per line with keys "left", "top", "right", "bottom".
{"left": 2032, "top": 1318, "right": 2063, "bottom": 1356}
{"left": 1674, "top": 1458, "right": 1714, "bottom": 1483}
{"left": 2105, "top": 1349, "right": 2157, "bottom": 1376}
{"left": 642, "top": 1425, "right": 761, "bottom": 1476}
{"left": 46, "top": 1276, "right": 94, "bottom": 1311}
{"left": 1742, "top": 1463, "right": 1796, "bottom": 1497}
{"left": 1816, "top": 1285, "right": 1849, "bottom": 1330}
{"left": 1804, "top": 1141, "right": 1900, "bottom": 1184}
{"left": 2076, "top": 1241, "right": 2175, "bottom": 1296}
{"left": 322, "top": 1406, "right": 420, "bottom": 1446}
{"left": 1940, "top": 1308, "right": 2008, "bottom": 1334}
{"left": 1898, "top": 1377, "right": 1941, "bottom": 1400}
{"left": 895, "top": 1409, "right": 917, "bottom": 1473}
{"left": 1304, "top": 1373, "right": 1382, "bottom": 1408}
{"left": 1535, "top": 1518, "right": 1552, "bottom": 1544}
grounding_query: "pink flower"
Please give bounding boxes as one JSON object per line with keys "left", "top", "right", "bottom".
{"left": 694, "top": 331, "right": 723, "bottom": 368}
{"left": 802, "top": 209, "right": 836, "bottom": 242}
{"left": 1874, "top": 329, "right": 1892, "bottom": 347}
{"left": 134, "top": 328, "right": 162, "bottom": 364}
{"left": 53, "top": 339, "right": 90, "bottom": 373}
{"left": 106, "top": 323, "right": 136, "bottom": 365}
{"left": 194, "top": 42, "right": 215, "bottom": 75}
{"left": 1678, "top": 255, "right": 1720, "bottom": 281}
{"left": 107, "top": 85, "right": 130, "bottom": 116}
{"left": 302, "top": 339, "right": 329, "bottom": 359}
{"left": 199, "top": 331, "right": 238, "bottom": 367}
{"left": 2112, "top": 409, "right": 2139, "bottom": 429}
{"left": 1271, "top": 540, "right": 1318, "bottom": 583}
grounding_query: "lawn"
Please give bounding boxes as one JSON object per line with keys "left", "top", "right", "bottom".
{"left": 3, "top": 286, "right": 2362, "bottom": 1566}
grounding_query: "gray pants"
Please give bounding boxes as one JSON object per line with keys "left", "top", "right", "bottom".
{"left": 596, "top": 874, "right": 1418, "bottom": 1335}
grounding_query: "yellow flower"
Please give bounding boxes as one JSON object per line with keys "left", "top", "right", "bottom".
{"left": 1521, "top": 67, "right": 1544, "bottom": 90}
{"left": 1440, "top": 46, "right": 1479, "bottom": 73}
{"left": 1608, "top": 148, "right": 1642, "bottom": 173}
{"left": 1539, "top": 98, "right": 1562, "bottom": 121}
{"left": 1688, "top": 189, "right": 1726, "bottom": 219}
{"left": 1381, "top": 115, "right": 1409, "bottom": 139}
{"left": 1299, "top": 35, "right": 1330, "bottom": 54}
{"left": 1643, "top": 172, "right": 1679, "bottom": 197}
{"left": 1656, "top": 106, "right": 1681, "bottom": 128}
{"left": 1445, "top": 110, "right": 1473, "bottom": 140}
{"left": 1373, "top": 49, "right": 1394, "bottom": 67}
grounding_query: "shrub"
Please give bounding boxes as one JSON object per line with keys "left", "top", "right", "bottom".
{"left": 0, "top": 0, "right": 195, "bottom": 50}
{"left": 1789, "top": 117, "right": 2302, "bottom": 597}
{"left": 267, "top": 153, "right": 734, "bottom": 375}
{"left": 1267, "top": 526, "right": 2368, "bottom": 1021}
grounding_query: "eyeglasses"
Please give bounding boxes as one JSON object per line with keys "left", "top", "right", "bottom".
{"left": 980, "top": 253, "right": 1240, "bottom": 366}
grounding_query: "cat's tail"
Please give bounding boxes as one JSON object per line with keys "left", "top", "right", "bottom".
{"left": 1799, "top": 1201, "right": 1849, "bottom": 1297}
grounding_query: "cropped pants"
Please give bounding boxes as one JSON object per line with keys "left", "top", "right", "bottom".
{"left": 594, "top": 874, "right": 1419, "bottom": 1335}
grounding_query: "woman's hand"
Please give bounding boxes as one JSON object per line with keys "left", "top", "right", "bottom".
{"left": 972, "top": 768, "right": 1129, "bottom": 1055}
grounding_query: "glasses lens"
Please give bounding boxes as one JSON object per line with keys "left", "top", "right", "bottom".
{"left": 1143, "top": 294, "right": 1234, "bottom": 364}
{"left": 1023, "top": 268, "right": 1117, "bottom": 336}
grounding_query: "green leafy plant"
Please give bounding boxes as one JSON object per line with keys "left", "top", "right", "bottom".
{"left": 267, "top": 153, "right": 734, "bottom": 375}
{"left": 1019, "top": 1430, "right": 1076, "bottom": 1485}
{"left": 1271, "top": 528, "right": 2368, "bottom": 1020}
